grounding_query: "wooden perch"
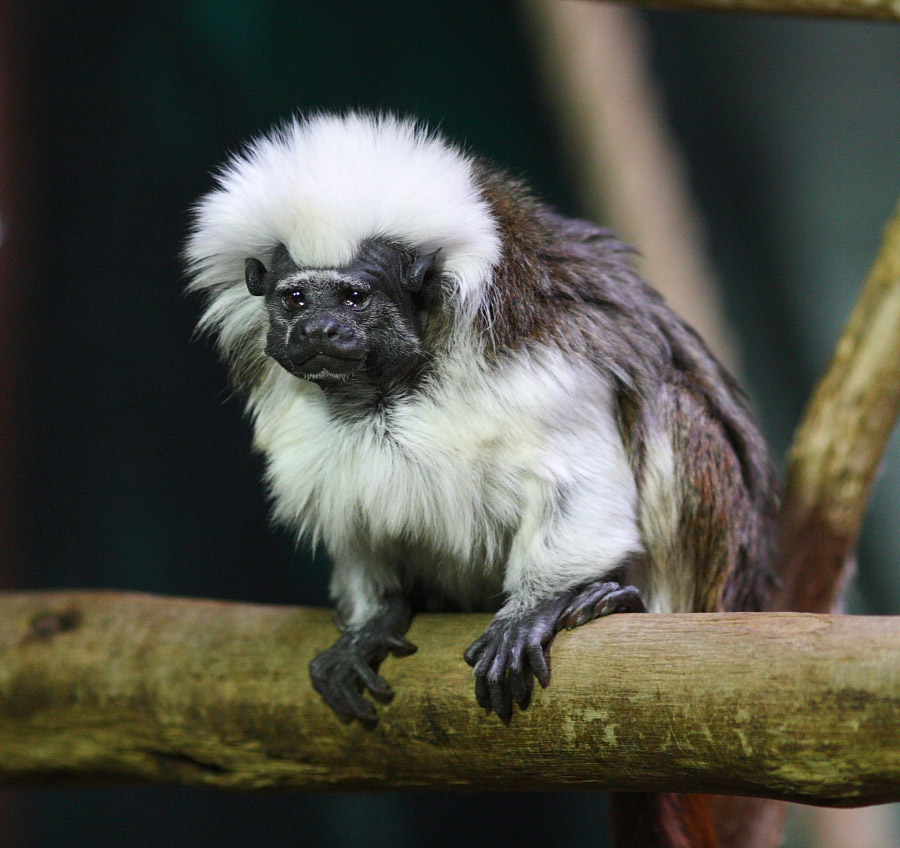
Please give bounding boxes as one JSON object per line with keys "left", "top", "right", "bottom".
{"left": 601, "top": 0, "right": 900, "bottom": 22}
{"left": 2, "top": 590, "right": 899, "bottom": 804}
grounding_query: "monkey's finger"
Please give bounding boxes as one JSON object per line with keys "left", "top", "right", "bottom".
{"left": 472, "top": 643, "right": 499, "bottom": 710}
{"left": 486, "top": 632, "right": 515, "bottom": 720}
{"left": 487, "top": 668, "right": 513, "bottom": 723}
{"left": 474, "top": 673, "right": 491, "bottom": 710}
{"left": 463, "top": 631, "right": 493, "bottom": 667}
{"left": 508, "top": 668, "right": 533, "bottom": 710}
{"left": 525, "top": 637, "right": 551, "bottom": 689}
{"left": 493, "top": 687, "right": 513, "bottom": 723}
{"left": 337, "top": 683, "right": 378, "bottom": 729}
{"left": 473, "top": 663, "right": 496, "bottom": 710}
{"left": 352, "top": 659, "right": 395, "bottom": 702}
{"left": 572, "top": 607, "right": 596, "bottom": 628}
{"left": 507, "top": 639, "right": 533, "bottom": 709}
{"left": 557, "top": 581, "right": 612, "bottom": 629}
{"left": 384, "top": 634, "right": 418, "bottom": 657}
{"left": 559, "top": 582, "right": 648, "bottom": 629}
{"left": 558, "top": 600, "right": 575, "bottom": 623}
{"left": 558, "top": 607, "right": 579, "bottom": 630}
{"left": 317, "top": 682, "right": 364, "bottom": 723}
{"left": 604, "top": 585, "right": 648, "bottom": 615}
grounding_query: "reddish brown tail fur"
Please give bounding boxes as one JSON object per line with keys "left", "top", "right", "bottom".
{"left": 611, "top": 793, "right": 718, "bottom": 848}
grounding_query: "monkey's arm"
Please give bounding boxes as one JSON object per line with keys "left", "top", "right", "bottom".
{"left": 463, "top": 578, "right": 646, "bottom": 721}
{"left": 464, "top": 452, "right": 647, "bottom": 721}
{"left": 309, "top": 547, "right": 416, "bottom": 728}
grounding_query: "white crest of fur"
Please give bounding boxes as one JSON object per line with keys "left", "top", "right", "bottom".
{"left": 184, "top": 111, "right": 501, "bottom": 358}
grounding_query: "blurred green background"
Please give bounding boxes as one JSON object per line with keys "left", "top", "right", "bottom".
{"left": 1, "top": 1, "right": 899, "bottom": 846}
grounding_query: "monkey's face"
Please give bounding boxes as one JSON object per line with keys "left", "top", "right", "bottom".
{"left": 245, "top": 241, "right": 439, "bottom": 388}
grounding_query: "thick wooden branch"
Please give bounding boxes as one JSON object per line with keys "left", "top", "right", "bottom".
{"left": 2, "top": 591, "right": 898, "bottom": 804}
{"left": 600, "top": 0, "right": 900, "bottom": 22}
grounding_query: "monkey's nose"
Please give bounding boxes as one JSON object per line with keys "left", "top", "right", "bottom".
{"left": 290, "top": 316, "right": 364, "bottom": 366}
{"left": 298, "top": 316, "right": 353, "bottom": 343}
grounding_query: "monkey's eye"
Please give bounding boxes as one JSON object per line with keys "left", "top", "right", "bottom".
{"left": 282, "top": 289, "right": 306, "bottom": 310}
{"left": 343, "top": 289, "right": 370, "bottom": 308}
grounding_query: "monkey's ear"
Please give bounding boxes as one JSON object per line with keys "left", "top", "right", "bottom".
{"left": 245, "top": 258, "right": 267, "bottom": 296}
{"left": 406, "top": 249, "right": 441, "bottom": 293}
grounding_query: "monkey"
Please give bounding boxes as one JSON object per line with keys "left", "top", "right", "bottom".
{"left": 185, "top": 113, "right": 778, "bottom": 842}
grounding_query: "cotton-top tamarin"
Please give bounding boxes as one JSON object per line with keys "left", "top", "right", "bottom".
{"left": 185, "top": 112, "right": 777, "bottom": 734}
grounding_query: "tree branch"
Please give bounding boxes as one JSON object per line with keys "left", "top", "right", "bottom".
{"left": 776, "top": 199, "right": 900, "bottom": 613}
{"left": 2, "top": 590, "right": 899, "bottom": 803}
{"left": 599, "top": 0, "right": 900, "bottom": 23}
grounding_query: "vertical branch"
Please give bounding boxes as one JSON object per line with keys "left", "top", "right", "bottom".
{"left": 775, "top": 200, "right": 900, "bottom": 613}
{"left": 709, "top": 199, "right": 900, "bottom": 848}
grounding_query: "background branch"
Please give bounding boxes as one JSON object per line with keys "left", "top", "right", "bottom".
{"left": 776, "top": 200, "right": 900, "bottom": 614}
{"left": 600, "top": 0, "right": 900, "bottom": 22}
{"left": 520, "top": 0, "right": 739, "bottom": 368}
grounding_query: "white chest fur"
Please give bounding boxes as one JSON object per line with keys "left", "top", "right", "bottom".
{"left": 250, "top": 348, "right": 643, "bottom": 615}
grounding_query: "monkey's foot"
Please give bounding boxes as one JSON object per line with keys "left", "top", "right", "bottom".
{"left": 309, "top": 617, "right": 416, "bottom": 729}
{"left": 463, "top": 580, "right": 646, "bottom": 722}
{"left": 555, "top": 580, "right": 647, "bottom": 631}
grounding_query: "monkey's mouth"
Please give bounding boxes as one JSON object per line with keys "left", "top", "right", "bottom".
{"left": 292, "top": 352, "right": 364, "bottom": 382}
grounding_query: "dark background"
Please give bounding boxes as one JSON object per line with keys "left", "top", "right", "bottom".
{"left": 2, "top": 1, "right": 899, "bottom": 846}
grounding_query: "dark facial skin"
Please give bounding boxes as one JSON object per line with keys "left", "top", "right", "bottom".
{"left": 245, "top": 241, "right": 440, "bottom": 406}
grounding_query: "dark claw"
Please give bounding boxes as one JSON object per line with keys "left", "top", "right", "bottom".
{"left": 525, "top": 638, "right": 551, "bottom": 689}
{"left": 384, "top": 633, "right": 418, "bottom": 657}
{"left": 351, "top": 658, "right": 395, "bottom": 702}
{"left": 339, "top": 685, "right": 378, "bottom": 729}
{"left": 487, "top": 636, "right": 513, "bottom": 720}
{"left": 507, "top": 644, "right": 533, "bottom": 710}
{"left": 463, "top": 631, "right": 491, "bottom": 666}
{"left": 465, "top": 578, "right": 646, "bottom": 720}
{"left": 474, "top": 668, "right": 492, "bottom": 710}
{"left": 472, "top": 641, "right": 498, "bottom": 710}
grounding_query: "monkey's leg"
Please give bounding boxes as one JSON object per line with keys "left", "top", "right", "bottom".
{"left": 309, "top": 593, "right": 416, "bottom": 729}
{"left": 463, "top": 579, "right": 646, "bottom": 721}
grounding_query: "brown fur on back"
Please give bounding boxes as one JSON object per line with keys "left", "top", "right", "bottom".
{"left": 475, "top": 163, "right": 779, "bottom": 848}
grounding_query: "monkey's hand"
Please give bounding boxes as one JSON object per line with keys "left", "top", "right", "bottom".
{"left": 309, "top": 598, "right": 416, "bottom": 729}
{"left": 463, "top": 580, "right": 646, "bottom": 721}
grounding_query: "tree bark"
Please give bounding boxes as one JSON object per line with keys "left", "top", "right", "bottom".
{"left": 2, "top": 591, "right": 899, "bottom": 803}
